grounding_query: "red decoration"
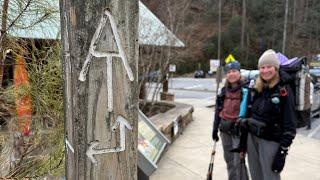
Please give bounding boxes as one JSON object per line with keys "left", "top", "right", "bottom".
{"left": 279, "top": 87, "right": 288, "bottom": 97}
{"left": 14, "top": 55, "right": 32, "bottom": 136}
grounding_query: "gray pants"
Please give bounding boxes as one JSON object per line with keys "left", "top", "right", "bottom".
{"left": 247, "top": 133, "right": 281, "bottom": 180}
{"left": 220, "top": 132, "right": 249, "bottom": 180}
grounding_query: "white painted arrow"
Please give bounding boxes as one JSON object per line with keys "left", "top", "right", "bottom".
{"left": 78, "top": 10, "right": 134, "bottom": 82}
{"left": 65, "top": 138, "right": 74, "bottom": 153}
{"left": 86, "top": 115, "right": 132, "bottom": 165}
{"left": 78, "top": 10, "right": 134, "bottom": 112}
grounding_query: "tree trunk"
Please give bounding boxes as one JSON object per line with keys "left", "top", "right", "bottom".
{"left": 245, "top": 32, "right": 249, "bottom": 65}
{"left": 60, "top": 0, "right": 139, "bottom": 179}
{"left": 241, "top": 0, "right": 246, "bottom": 49}
{"left": 218, "top": 0, "right": 221, "bottom": 62}
{"left": 308, "top": 0, "right": 315, "bottom": 59}
{"left": 0, "top": 0, "right": 10, "bottom": 87}
{"left": 304, "top": 0, "right": 309, "bottom": 23}
{"left": 231, "top": 0, "right": 235, "bottom": 18}
{"left": 291, "top": 0, "right": 297, "bottom": 54}
{"left": 216, "top": 0, "right": 222, "bottom": 92}
{"left": 282, "top": 0, "right": 289, "bottom": 53}
{"left": 317, "top": 11, "right": 320, "bottom": 51}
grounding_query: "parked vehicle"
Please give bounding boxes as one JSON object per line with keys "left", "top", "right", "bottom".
{"left": 310, "top": 69, "right": 320, "bottom": 119}
{"left": 194, "top": 70, "right": 206, "bottom": 78}
{"left": 310, "top": 68, "right": 320, "bottom": 77}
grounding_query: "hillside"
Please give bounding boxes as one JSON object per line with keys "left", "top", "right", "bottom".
{"left": 141, "top": 0, "right": 219, "bottom": 72}
{"left": 141, "top": 0, "right": 320, "bottom": 72}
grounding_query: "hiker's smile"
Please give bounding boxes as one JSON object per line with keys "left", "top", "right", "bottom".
{"left": 259, "top": 65, "right": 277, "bottom": 82}
{"left": 226, "top": 69, "right": 241, "bottom": 84}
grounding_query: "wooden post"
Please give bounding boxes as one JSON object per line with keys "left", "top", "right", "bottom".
{"left": 60, "top": 0, "right": 139, "bottom": 179}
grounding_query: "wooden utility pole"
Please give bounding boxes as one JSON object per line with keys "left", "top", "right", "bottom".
{"left": 60, "top": 0, "right": 139, "bottom": 179}
{"left": 282, "top": 0, "right": 289, "bottom": 54}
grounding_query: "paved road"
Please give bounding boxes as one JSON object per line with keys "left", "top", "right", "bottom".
{"left": 146, "top": 77, "right": 320, "bottom": 140}
{"left": 167, "top": 78, "right": 216, "bottom": 92}
{"left": 146, "top": 78, "right": 216, "bottom": 107}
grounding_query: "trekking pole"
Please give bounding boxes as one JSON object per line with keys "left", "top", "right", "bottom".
{"left": 206, "top": 140, "right": 217, "bottom": 180}
{"left": 240, "top": 156, "right": 243, "bottom": 180}
{"left": 239, "top": 153, "right": 249, "bottom": 180}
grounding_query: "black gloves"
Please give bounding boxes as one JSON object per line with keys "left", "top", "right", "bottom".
{"left": 272, "top": 146, "right": 288, "bottom": 173}
{"left": 212, "top": 129, "right": 219, "bottom": 142}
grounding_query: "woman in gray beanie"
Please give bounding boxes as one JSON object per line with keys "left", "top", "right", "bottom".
{"left": 212, "top": 60, "right": 249, "bottom": 180}
{"left": 246, "top": 49, "right": 296, "bottom": 180}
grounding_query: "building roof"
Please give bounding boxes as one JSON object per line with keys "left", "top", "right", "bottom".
{"left": 138, "top": 2, "right": 184, "bottom": 47}
{"left": 2, "top": 1, "right": 184, "bottom": 47}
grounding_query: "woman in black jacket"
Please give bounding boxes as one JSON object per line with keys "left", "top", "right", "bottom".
{"left": 246, "top": 49, "right": 296, "bottom": 180}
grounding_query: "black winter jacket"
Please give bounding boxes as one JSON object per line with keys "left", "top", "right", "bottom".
{"left": 250, "top": 71, "right": 296, "bottom": 147}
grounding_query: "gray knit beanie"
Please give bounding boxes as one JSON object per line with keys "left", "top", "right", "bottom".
{"left": 258, "top": 49, "right": 279, "bottom": 69}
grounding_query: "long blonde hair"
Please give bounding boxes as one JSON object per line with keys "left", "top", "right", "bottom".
{"left": 255, "top": 71, "right": 280, "bottom": 93}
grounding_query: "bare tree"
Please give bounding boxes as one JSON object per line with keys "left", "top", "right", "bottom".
{"left": 139, "top": 0, "right": 190, "bottom": 111}
{"left": 216, "top": 0, "right": 222, "bottom": 92}
{"left": 0, "top": 0, "right": 57, "bottom": 87}
{"left": 282, "top": 0, "right": 289, "bottom": 53}
{"left": 241, "top": 0, "right": 246, "bottom": 49}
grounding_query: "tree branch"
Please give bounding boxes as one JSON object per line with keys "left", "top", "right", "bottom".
{"left": 7, "top": 0, "right": 32, "bottom": 31}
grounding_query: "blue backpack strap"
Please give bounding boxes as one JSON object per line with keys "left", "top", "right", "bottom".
{"left": 239, "top": 87, "right": 249, "bottom": 118}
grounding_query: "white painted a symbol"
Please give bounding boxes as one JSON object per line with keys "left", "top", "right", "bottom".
{"left": 86, "top": 115, "right": 132, "bottom": 165}
{"left": 65, "top": 138, "right": 74, "bottom": 153}
{"left": 79, "top": 10, "right": 134, "bottom": 112}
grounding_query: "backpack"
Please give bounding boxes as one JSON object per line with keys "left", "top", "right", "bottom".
{"left": 279, "top": 56, "right": 311, "bottom": 128}
{"left": 240, "top": 69, "right": 259, "bottom": 82}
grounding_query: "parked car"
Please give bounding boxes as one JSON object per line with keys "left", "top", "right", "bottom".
{"left": 310, "top": 71, "right": 320, "bottom": 119}
{"left": 194, "top": 70, "right": 205, "bottom": 78}
{"left": 309, "top": 68, "right": 320, "bottom": 77}
{"left": 311, "top": 86, "right": 320, "bottom": 118}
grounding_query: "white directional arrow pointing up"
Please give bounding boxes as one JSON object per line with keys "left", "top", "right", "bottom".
{"left": 86, "top": 115, "right": 132, "bottom": 165}
{"left": 78, "top": 10, "right": 134, "bottom": 113}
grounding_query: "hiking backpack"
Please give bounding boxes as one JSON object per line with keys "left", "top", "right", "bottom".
{"left": 279, "top": 56, "right": 311, "bottom": 128}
